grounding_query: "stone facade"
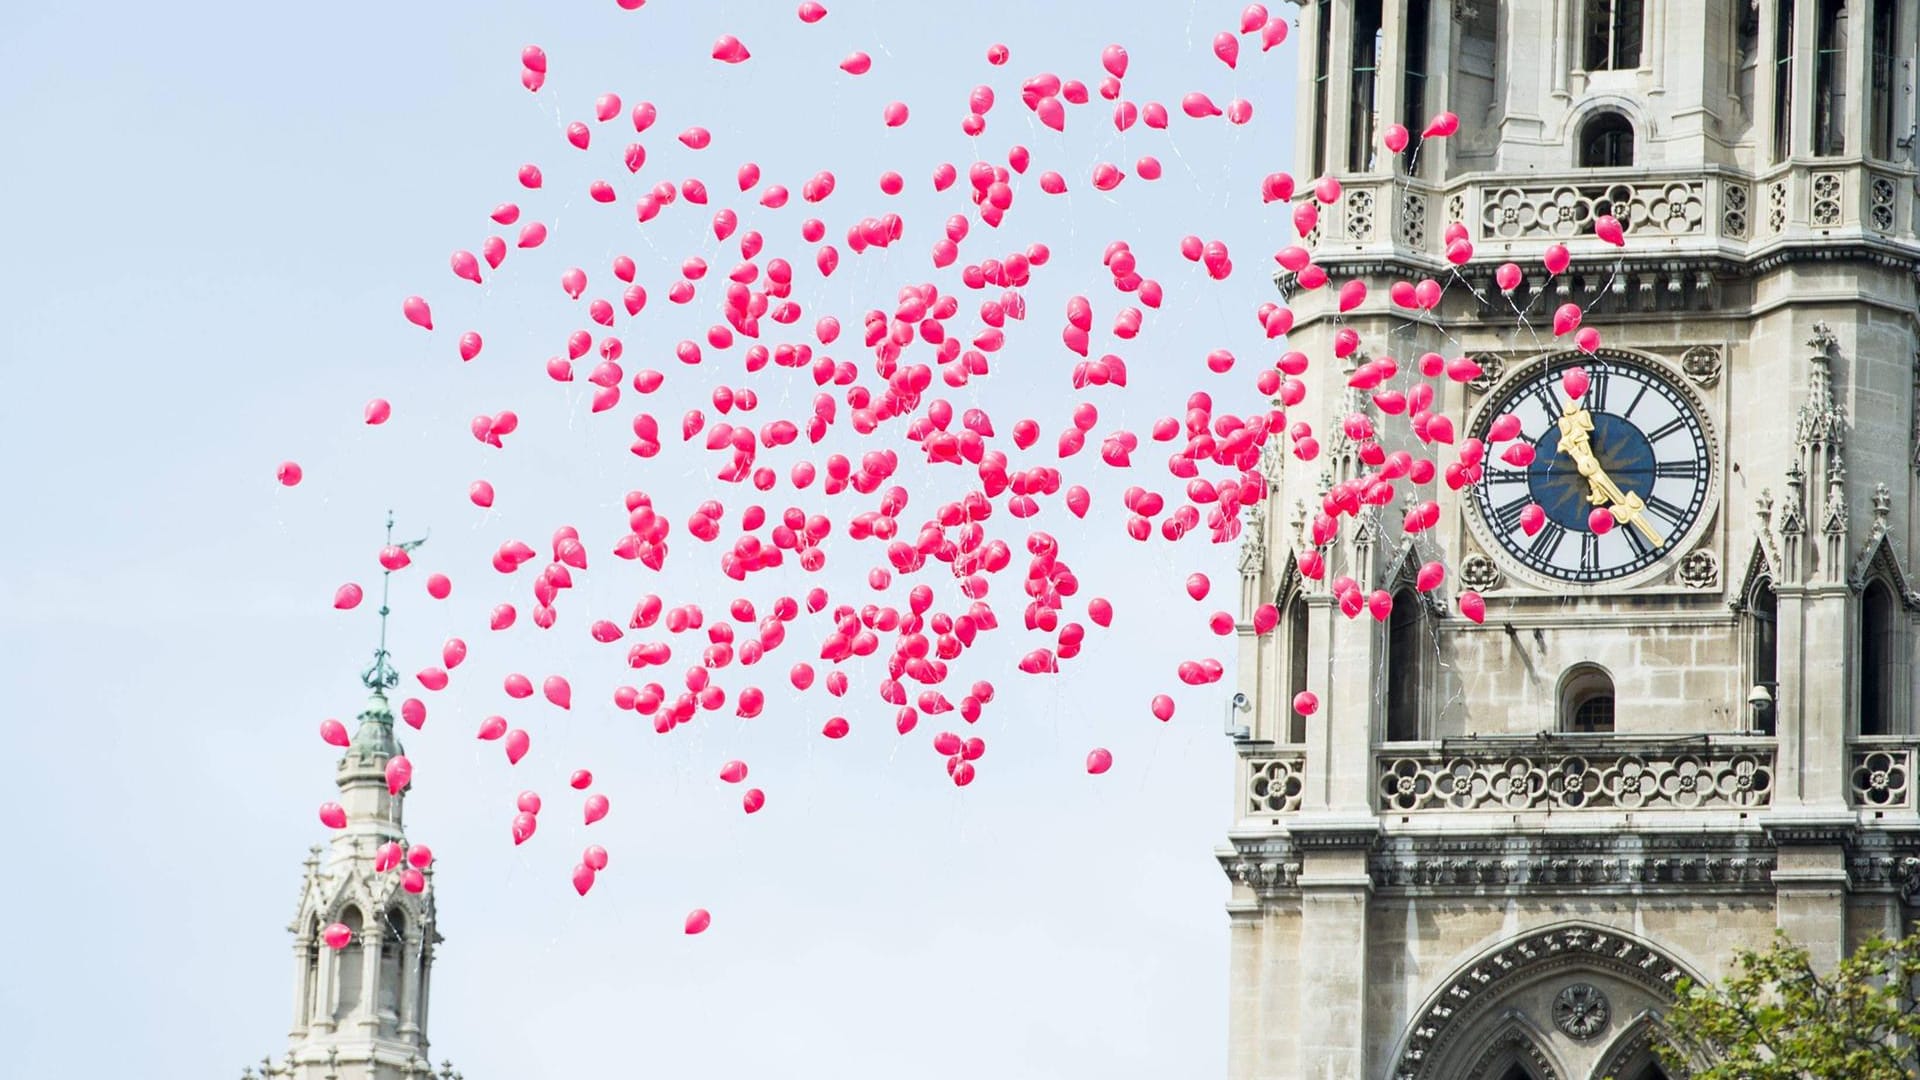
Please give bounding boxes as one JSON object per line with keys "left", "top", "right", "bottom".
{"left": 1224, "top": 2, "right": 1920, "bottom": 1078}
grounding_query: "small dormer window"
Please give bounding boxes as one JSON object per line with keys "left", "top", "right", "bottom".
{"left": 1583, "top": 0, "right": 1645, "bottom": 71}
{"left": 1579, "top": 110, "right": 1635, "bottom": 167}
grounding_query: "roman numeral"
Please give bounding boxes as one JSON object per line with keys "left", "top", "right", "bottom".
{"left": 1534, "top": 385, "right": 1562, "bottom": 417}
{"left": 1580, "top": 532, "right": 1600, "bottom": 572}
{"left": 1528, "top": 522, "right": 1567, "bottom": 565}
{"left": 1588, "top": 367, "right": 1610, "bottom": 411}
{"left": 1645, "top": 493, "right": 1690, "bottom": 524}
{"left": 1646, "top": 417, "right": 1687, "bottom": 442}
{"left": 1494, "top": 496, "right": 1531, "bottom": 532}
{"left": 1623, "top": 384, "right": 1650, "bottom": 418}
{"left": 1654, "top": 459, "right": 1700, "bottom": 480}
{"left": 1486, "top": 468, "right": 1530, "bottom": 485}
{"left": 1623, "top": 525, "right": 1653, "bottom": 558}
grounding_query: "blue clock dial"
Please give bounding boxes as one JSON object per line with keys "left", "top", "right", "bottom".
{"left": 1470, "top": 356, "right": 1711, "bottom": 584}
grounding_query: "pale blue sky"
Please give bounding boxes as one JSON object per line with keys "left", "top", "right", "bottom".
{"left": 0, "top": 3, "right": 1298, "bottom": 1076}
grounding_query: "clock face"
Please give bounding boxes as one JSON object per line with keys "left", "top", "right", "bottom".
{"left": 1470, "top": 356, "right": 1712, "bottom": 584}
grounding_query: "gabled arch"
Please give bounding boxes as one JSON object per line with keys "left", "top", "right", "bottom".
{"left": 1730, "top": 536, "right": 1777, "bottom": 615}
{"left": 1461, "top": 1010, "right": 1563, "bottom": 1080}
{"left": 1851, "top": 530, "right": 1920, "bottom": 608}
{"left": 1595, "top": 1008, "right": 1681, "bottom": 1080}
{"left": 1389, "top": 922, "right": 1704, "bottom": 1080}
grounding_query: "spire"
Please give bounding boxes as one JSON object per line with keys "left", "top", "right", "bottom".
{"left": 360, "top": 510, "right": 428, "bottom": 696}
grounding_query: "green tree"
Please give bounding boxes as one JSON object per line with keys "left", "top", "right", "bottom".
{"left": 1652, "top": 930, "right": 1920, "bottom": 1079}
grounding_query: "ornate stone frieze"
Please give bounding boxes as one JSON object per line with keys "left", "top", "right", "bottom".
{"left": 1481, "top": 180, "right": 1704, "bottom": 241}
{"left": 1345, "top": 187, "right": 1376, "bottom": 241}
{"left": 1378, "top": 742, "right": 1774, "bottom": 813}
{"left": 1850, "top": 747, "right": 1912, "bottom": 809}
{"left": 1458, "top": 552, "right": 1502, "bottom": 591}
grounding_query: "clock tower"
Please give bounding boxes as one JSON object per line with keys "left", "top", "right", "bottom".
{"left": 1222, "top": 2, "right": 1920, "bottom": 1079}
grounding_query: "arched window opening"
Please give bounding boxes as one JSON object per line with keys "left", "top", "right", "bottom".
{"left": 378, "top": 907, "right": 407, "bottom": 1019}
{"left": 1311, "top": 0, "right": 1333, "bottom": 178}
{"left": 335, "top": 907, "right": 365, "bottom": 1018}
{"left": 1862, "top": 581, "right": 1896, "bottom": 736}
{"left": 1773, "top": 0, "right": 1795, "bottom": 161}
{"left": 1579, "top": 110, "right": 1636, "bottom": 168}
{"left": 1402, "top": 0, "right": 1432, "bottom": 173}
{"left": 1814, "top": 0, "right": 1850, "bottom": 156}
{"left": 1733, "top": 1, "right": 1760, "bottom": 124}
{"left": 1583, "top": 0, "right": 1644, "bottom": 70}
{"left": 1386, "top": 588, "right": 1424, "bottom": 742}
{"left": 1562, "top": 665, "right": 1616, "bottom": 733}
{"left": 1870, "top": 0, "right": 1899, "bottom": 160}
{"left": 302, "top": 918, "right": 321, "bottom": 1027}
{"left": 1750, "top": 578, "right": 1779, "bottom": 736}
{"left": 1348, "top": 0, "right": 1385, "bottom": 172}
{"left": 1498, "top": 1064, "right": 1540, "bottom": 1080}
{"left": 1287, "top": 593, "right": 1310, "bottom": 743}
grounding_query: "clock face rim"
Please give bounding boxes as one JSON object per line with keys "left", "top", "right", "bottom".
{"left": 1463, "top": 350, "right": 1718, "bottom": 591}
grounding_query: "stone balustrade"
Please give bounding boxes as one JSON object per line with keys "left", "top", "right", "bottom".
{"left": 1376, "top": 737, "right": 1775, "bottom": 814}
{"left": 1245, "top": 750, "right": 1306, "bottom": 815}
{"left": 1850, "top": 740, "right": 1916, "bottom": 810}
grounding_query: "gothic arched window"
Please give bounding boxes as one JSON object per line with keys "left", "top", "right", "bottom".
{"left": 1772, "top": 0, "right": 1796, "bottom": 161}
{"left": 1286, "top": 592, "right": 1310, "bottom": 743}
{"left": 1583, "top": 0, "right": 1644, "bottom": 70}
{"left": 1348, "top": 0, "right": 1385, "bottom": 172}
{"left": 1749, "top": 578, "right": 1779, "bottom": 736}
{"left": 379, "top": 906, "right": 407, "bottom": 1019}
{"left": 1401, "top": 0, "right": 1432, "bottom": 173}
{"left": 1862, "top": 580, "right": 1897, "bottom": 736}
{"left": 1386, "top": 588, "right": 1424, "bottom": 742}
{"left": 1311, "top": 0, "right": 1333, "bottom": 178}
{"left": 1579, "top": 110, "right": 1636, "bottom": 167}
{"left": 1870, "top": 0, "right": 1899, "bottom": 160}
{"left": 1562, "top": 665, "right": 1616, "bottom": 733}
{"left": 335, "top": 907, "right": 365, "bottom": 1017}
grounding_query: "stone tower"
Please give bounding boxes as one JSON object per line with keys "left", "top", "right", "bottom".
{"left": 1222, "top": 2, "right": 1920, "bottom": 1078}
{"left": 244, "top": 519, "right": 457, "bottom": 1080}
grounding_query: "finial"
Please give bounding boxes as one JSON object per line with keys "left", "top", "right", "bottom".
{"left": 362, "top": 510, "right": 429, "bottom": 693}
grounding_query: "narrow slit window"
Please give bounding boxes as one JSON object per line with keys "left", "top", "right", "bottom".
{"left": 1814, "top": 0, "right": 1850, "bottom": 157}
{"left": 1584, "top": 0, "right": 1645, "bottom": 70}
{"left": 1312, "top": 0, "right": 1333, "bottom": 178}
{"left": 1287, "top": 595, "right": 1309, "bottom": 743}
{"left": 1751, "top": 580, "right": 1778, "bottom": 736}
{"left": 1862, "top": 581, "right": 1896, "bottom": 735}
{"left": 1870, "top": 0, "right": 1899, "bottom": 160}
{"left": 1773, "top": 0, "right": 1795, "bottom": 161}
{"left": 1386, "top": 588, "right": 1423, "bottom": 742}
{"left": 1402, "top": 0, "right": 1431, "bottom": 172}
{"left": 1349, "top": 0, "right": 1385, "bottom": 172}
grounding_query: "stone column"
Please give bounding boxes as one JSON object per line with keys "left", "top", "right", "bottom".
{"left": 359, "top": 926, "right": 384, "bottom": 1034}
{"left": 1327, "top": 0, "right": 1358, "bottom": 179}
{"left": 1774, "top": 588, "right": 1808, "bottom": 803}
{"left": 1294, "top": 842, "right": 1374, "bottom": 1078}
{"left": 1769, "top": 825, "right": 1851, "bottom": 973}
{"left": 1549, "top": 0, "right": 1570, "bottom": 100}
{"left": 312, "top": 940, "right": 337, "bottom": 1036}
{"left": 1844, "top": 0, "right": 1871, "bottom": 154}
{"left": 399, "top": 934, "right": 423, "bottom": 1038}
{"left": 1376, "top": 0, "right": 1407, "bottom": 180}
{"left": 1225, "top": 897, "right": 1262, "bottom": 1079}
{"left": 1753, "top": 0, "right": 1780, "bottom": 160}
{"left": 1802, "top": 583, "right": 1851, "bottom": 808}
{"left": 291, "top": 941, "right": 312, "bottom": 1038}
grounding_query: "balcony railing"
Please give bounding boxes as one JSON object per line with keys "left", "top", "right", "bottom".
{"left": 1850, "top": 740, "right": 1915, "bottom": 809}
{"left": 1246, "top": 750, "right": 1306, "bottom": 815}
{"left": 1376, "top": 736, "right": 1775, "bottom": 814}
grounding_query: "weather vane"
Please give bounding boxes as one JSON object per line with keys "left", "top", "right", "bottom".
{"left": 361, "top": 510, "right": 429, "bottom": 693}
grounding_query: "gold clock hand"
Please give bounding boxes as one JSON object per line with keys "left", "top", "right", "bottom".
{"left": 1554, "top": 405, "right": 1664, "bottom": 546}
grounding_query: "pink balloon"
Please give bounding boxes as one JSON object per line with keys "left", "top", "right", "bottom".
{"left": 543, "top": 675, "right": 573, "bottom": 709}
{"left": 1181, "top": 91, "right": 1221, "bottom": 118}
{"left": 1495, "top": 262, "right": 1523, "bottom": 291}
{"left": 1576, "top": 326, "right": 1603, "bottom": 354}
{"left": 1338, "top": 279, "right": 1368, "bottom": 312}
{"left": 1416, "top": 561, "right": 1446, "bottom": 593}
{"left": 319, "top": 802, "right": 347, "bottom": 829}
{"left": 1260, "top": 16, "right": 1288, "bottom": 49}
{"left": 1143, "top": 101, "right": 1168, "bottom": 128}
{"left": 720, "top": 760, "right": 748, "bottom": 784}
{"left": 1213, "top": 31, "right": 1239, "bottom": 68}
{"left": 1102, "top": 44, "right": 1128, "bottom": 78}
{"left": 572, "top": 863, "right": 597, "bottom": 896}
{"left": 743, "top": 788, "right": 766, "bottom": 813}
{"left": 1460, "top": 592, "right": 1486, "bottom": 624}
{"left": 323, "top": 923, "right": 352, "bottom": 950}
{"left": 797, "top": 1, "right": 827, "bottom": 21}
{"left": 840, "top": 51, "right": 871, "bottom": 75}
{"left": 685, "top": 909, "right": 712, "bottom": 935}
{"left": 333, "top": 583, "right": 362, "bottom": 610}
{"left": 1422, "top": 111, "right": 1460, "bottom": 138}
{"left": 711, "top": 34, "right": 751, "bottom": 63}
{"left": 1241, "top": 3, "right": 1269, "bottom": 31}
{"left": 1588, "top": 506, "right": 1617, "bottom": 534}
{"left": 401, "top": 698, "right": 427, "bottom": 730}
{"left": 1383, "top": 123, "right": 1409, "bottom": 153}
{"left": 277, "top": 461, "right": 303, "bottom": 487}
{"left": 583, "top": 793, "right": 610, "bottom": 825}
{"left": 385, "top": 755, "right": 412, "bottom": 796}
{"left": 505, "top": 729, "right": 531, "bottom": 764}
{"left": 584, "top": 844, "right": 609, "bottom": 870}
{"left": 450, "top": 250, "right": 482, "bottom": 284}
{"left": 1293, "top": 691, "right": 1318, "bottom": 716}
{"left": 470, "top": 480, "right": 495, "bottom": 507}
{"left": 320, "top": 718, "right": 350, "bottom": 747}
{"left": 1553, "top": 303, "right": 1583, "bottom": 337}
{"left": 566, "top": 122, "right": 590, "bottom": 150}
{"left": 1520, "top": 504, "right": 1547, "bottom": 537}
{"left": 458, "top": 331, "right": 482, "bottom": 362}
{"left": 408, "top": 844, "right": 434, "bottom": 869}
{"left": 364, "top": 398, "right": 391, "bottom": 425}
{"left": 1086, "top": 747, "right": 1114, "bottom": 775}
{"left": 476, "top": 715, "right": 507, "bottom": 741}
{"left": 512, "top": 810, "right": 537, "bottom": 845}
{"left": 517, "top": 790, "right": 542, "bottom": 815}
{"left": 882, "top": 101, "right": 909, "bottom": 127}
{"left": 518, "top": 222, "right": 548, "bottom": 248}
{"left": 402, "top": 295, "right": 433, "bottom": 330}
{"left": 1595, "top": 214, "right": 1625, "bottom": 246}
{"left": 1563, "top": 366, "right": 1591, "bottom": 400}
{"left": 822, "top": 716, "right": 850, "bottom": 739}
{"left": 1543, "top": 243, "right": 1571, "bottom": 275}
{"left": 1151, "top": 694, "right": 1175, "bottom": 721}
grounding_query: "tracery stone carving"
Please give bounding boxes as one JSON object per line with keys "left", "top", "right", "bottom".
{"left": 1391, "top": 923, "right": 1696, "bottom": 1080}
{"left": 1850, "top": 749, "right": 1911, "bottom": 809}
{"left": 1481, "top": 181, "right": 1704, "bottom": 240}
{"left": 1680, "top": 344, "right": 1722, "bottom": 388}
{"left": 1462, "top": 1021, "right": 1561, "bottom": 1080}
{"left": 1871, "top": 175, "right": 1897, "bottom": 233}
{"left": 1553, "top": 983, "right": 1610, "bottom": 1039}
{"left": 1345, "top": 187, "right": 1376, "bottom": 241}
{"left": 1458, "top": 552, "right": 1502, "bottom": 591}
{"left": 1766, "top": 180, "right": 1787, "bottom": 233}
{"left": 1400, "top": 190, "right": 1427, "bottom": 249}
{"left": 1377, "top": 744, "right": 1774, "bottom": 812}
{"left": 1676, "top": 549, "right": 1719, "bottom": 590}
{"left": 1465, "top": 353, "right": 1505, "bottom": 393}
{"left": 1247, "top": 752, "right": 1305, "bottom": 814}
{"left": 1722, "top": 182, "right": 1750, "bottom": 239}
{"left": 1812, "top": 171, "right": 1843, "bottom": 226}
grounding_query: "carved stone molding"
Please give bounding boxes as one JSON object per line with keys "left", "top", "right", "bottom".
{"left": 1553, "top": 983, "right": 1610, "bottom": 1039}
{"left": 1463, "top": 1018, "right": 1562, "bottom": 1080}
{"left": 1378, "top": 742, "right": 1774, "bottom": 813}
{"left": 1247, "top": 752, "right": 1305, "bottom": 814}
{"left": 1679, "top": 344, "right": 1722, "bottom": 389}
{"left": 1392, "top": 923, "right": 1698, "bottom": 1080}
{"left": 1466, "top": 354, "right": 1505, "bottom": 394}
